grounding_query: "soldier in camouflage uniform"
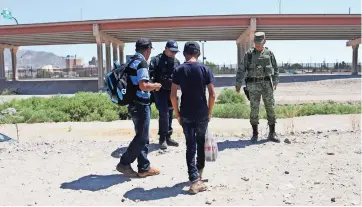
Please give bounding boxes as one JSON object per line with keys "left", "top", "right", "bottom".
{"left": 235, "top": 32, "right": 280, "bottom": 143}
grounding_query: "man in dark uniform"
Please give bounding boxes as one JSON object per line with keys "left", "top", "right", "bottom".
{"left": 149, "top": 40, "right": 181, "bottom": 150}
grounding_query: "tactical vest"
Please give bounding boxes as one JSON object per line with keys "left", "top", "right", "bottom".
{"left": 154, "top": 53, "right": 179, "bottom": 90}
{"left": 246, "top": 47, "right": 274, "bottom": 78}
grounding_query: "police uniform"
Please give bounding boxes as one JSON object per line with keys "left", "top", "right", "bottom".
{"left": 149, "top": 40, "right": 181, "bottom": 149}
{"left": 236, "top": 32, "right": 280, "bottom": 143}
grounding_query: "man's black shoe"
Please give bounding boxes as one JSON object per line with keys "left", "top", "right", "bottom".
{"left": 166, "top": 137, "right": 179, "bottom": 147}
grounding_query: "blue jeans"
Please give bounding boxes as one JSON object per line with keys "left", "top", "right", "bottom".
{"left": 120, "top": 103, "right": 150, "bottom": 173}
{"left": 181, "top": 116, "right": 209, "bottom": 182}
{"left": 154, "top": 90, "right": 173, "bottom": 139}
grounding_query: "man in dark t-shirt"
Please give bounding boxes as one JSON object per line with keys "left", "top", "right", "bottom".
{"left": 170, "top": 41, "right": 216, "bottom": 194}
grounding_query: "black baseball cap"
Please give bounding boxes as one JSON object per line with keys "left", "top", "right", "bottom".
{"left": 135, "top": 38, "right": 153, "bottom": 49}
{"left": 183, "top": 41, "right": 200, "bottom": 54}
{"left": 165, "top": 40, "right": 179, "bottom": 52}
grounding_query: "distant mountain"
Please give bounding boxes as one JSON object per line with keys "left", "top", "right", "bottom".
{"left": 4, "top": 49, "right": 66, "bottom": 69}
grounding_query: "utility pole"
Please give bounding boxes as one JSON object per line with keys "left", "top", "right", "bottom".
{"left": 278, "top": 0, "right": 282, "bottom": 14}
{"left": 199, "top": 40, "right": 206, "bottom": 64}
{"left": 349, "top": 7, "right": 351, "bottom": 14}
{"left": 80, "top": 8, "right": 83, "bottom": 20}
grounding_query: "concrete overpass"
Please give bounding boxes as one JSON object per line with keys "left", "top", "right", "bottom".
{"left": 0, "top": 14, "right": 360, "bottom": 90}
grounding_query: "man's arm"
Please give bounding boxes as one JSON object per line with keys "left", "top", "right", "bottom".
{"left": 137, "top": 60, "right": 161, "bottom": 91}
{"left": 148, "top": 56, "right": 157, "bottom": 82}
{"left": 171, "top": 67, "right": 181, "bottom": 123}
{"left": 170, "top": 83, "right": 180, "bottom": 119}
{"left": 235, "top": 52, "right": 249, "bottom": 92}
{"left": 207, "top": 83, "right": 216, "bottom": 119}
{"left": 270, "top": 51, "right": 279, "bottom": 88}
{"left": 206, "top": 67, "right": 216, "bottom": 120}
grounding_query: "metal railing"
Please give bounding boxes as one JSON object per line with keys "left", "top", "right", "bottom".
{"left": 5, "top": 62, "right": 361, "bottom": 79}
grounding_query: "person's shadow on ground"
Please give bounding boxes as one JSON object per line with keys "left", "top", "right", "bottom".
{"left": 111, "top": 144, "right": 159, "bottom": 158}
{"left": 60, "top": 174, "right": 131, "bottom": 192}
{"left": 0, "top": 133, "right": 14, "bottom": 142}
{"left": 111, "top": 138, "right": 270, "bottom": 158}
{"left": 217, "top": 138, "right": 269, "bottom": 152}
{"left": 123, "top": 179, "right": 209, "bottom": 201}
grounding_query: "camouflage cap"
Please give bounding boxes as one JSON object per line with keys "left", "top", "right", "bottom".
{"left": 254, "top": 32, "right": 266, "bottom": 44}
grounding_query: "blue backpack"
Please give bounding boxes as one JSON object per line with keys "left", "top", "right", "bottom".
{"left": 105, "top": 57, "right": 137, "bottom": 106}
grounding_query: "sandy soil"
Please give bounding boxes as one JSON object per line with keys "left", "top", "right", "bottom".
{"left": 216, "top": 78, "right": 361, "bottom": 104}
{"left": 0, "top": 114, "right": 361, "bottom": 206}
{"left": 0, "top": 78, "right": 361, "bottom": 205}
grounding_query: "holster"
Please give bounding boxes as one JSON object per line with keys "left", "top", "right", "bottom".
{"left": 243, "top": 85, "right": 250, "bottom": 101}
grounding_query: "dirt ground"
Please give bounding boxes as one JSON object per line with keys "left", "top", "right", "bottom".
{"left": 215, "top": 78, "right": 361, "bottom": 104}
{"left": 0, "top": 78, "right": 361, "bottom": 206}
{"left": 0, "top": 114, "right": 361, "bottom": 206}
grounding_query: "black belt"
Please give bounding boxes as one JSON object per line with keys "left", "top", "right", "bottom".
{"left": 246, "top": 76, "right": 270, "bottom": 82}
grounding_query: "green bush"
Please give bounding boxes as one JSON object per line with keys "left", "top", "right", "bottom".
{"left": 0, "top": 92, "right": 360, "bottom": 124}
{"left": 217, "top": 88, "right": 246, "bottom": 104}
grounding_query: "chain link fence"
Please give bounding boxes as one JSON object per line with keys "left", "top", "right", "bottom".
{"left": 5, "top": 62, "right": 361, "bottom": 79}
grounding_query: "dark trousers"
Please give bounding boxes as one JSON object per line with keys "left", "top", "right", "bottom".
{"left": 154, "top": 90, "right": 173, "bottom": 139}
{"left": 120, "top": 103, "right": 150, "bottom": 173}
{"left": 181, "top": 117, "right": 209, "bottom": 182}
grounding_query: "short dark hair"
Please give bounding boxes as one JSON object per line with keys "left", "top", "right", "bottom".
{"left": 135, "top": 38, "right": 153, "bottom": 53}
{"left": 184, "top": 50, "right": 200, "bottom": 57}
{"left": 183, "top": 41, "right": 200, "bottom": 57}
{"left": 135, "top": 47, "right": 148, "bottom": 54}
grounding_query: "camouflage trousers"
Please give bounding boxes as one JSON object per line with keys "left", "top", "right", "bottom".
{"left": 246, "top": 80, "right": 276, "bottom": 125}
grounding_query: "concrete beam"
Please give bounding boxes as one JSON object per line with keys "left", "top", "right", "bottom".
{"left": 112, "top": 43, "right": 118, "bottom": 62}
{"left": 352, "top": 44, "right": 359, "bottom": 75}
{"left": 119, "top": 45, "right": 124, "bottom": 64}
{"left": 346, "top": 38, "right": 362, "bottom": 47}
{"left": 93, "top": 24, "right": 124, "bottom": 47}
{"left": 96, "top": 36, "right": 104, "bottom": 91}
{"left": 11, "top": 47, "right": 19, "bottom": 81}
{"left": 236, "top": 18, "right": 256, "bottom": 45}
{"left": 105, "top": 41, "right": 112, "bottom": 74}
{"left": 0, "top": 48, "right": 5, "bottom": 81}
{"left": 0, "top": 43, "right": 18, "bottom": 49}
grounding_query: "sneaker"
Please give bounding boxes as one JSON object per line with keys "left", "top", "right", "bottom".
{"left": 138, "top": 167, "right": 161, "bottom": 178}
{"left": 116, "top": 163, "right": 138, "bottom": 177}
{"left": 166, "top": 137, "right": 179, "bottom": 147}
{"left": 189, "top": 179, "right": 207, "bottom": 194}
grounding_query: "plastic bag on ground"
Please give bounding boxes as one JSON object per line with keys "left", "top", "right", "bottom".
{"left": 205, "top": 128, "right": 218, "bottom": 162}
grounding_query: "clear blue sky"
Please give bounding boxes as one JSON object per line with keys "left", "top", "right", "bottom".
{"left": 1, "top": 0, "right": 361, "bottom": 65}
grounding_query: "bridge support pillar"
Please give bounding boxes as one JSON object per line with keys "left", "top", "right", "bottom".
{"left": 0, "top": 48, "right": 5, "bottom": 81}
{"left": 237, "top": 44, "right": 247, "bottom": 68}
{"left": 352, "top": 44, "right": 359, "bottom": 75}
{"left": 112, "top": 43, "right": 118, "bottom": 63}
{"left": 236, "top": 18, "right": 256, "bottom": 72}
{"left": 11, "top": 47, "right": 18, "bottom": 81}
{"left": 105, "top": 41, "right": 112, "bottom": 74}
{"left": 119, "top": 45, "right": 124, "bottom": 64}
{"left": 346, "top": 38, "right": 361, "bottom": 75}
{"left": 96, "top": 40, "right": 104, "bottom": 91}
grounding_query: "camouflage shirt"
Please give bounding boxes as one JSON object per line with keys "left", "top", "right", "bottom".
{"left": 236, "top": 47, "right": 279, "bottom": 87}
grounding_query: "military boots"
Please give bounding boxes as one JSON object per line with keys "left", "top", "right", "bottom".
{"left": 251, "top": 125, "right": 258, "bottom": 143}
{"left": 268, "top": 124, "right": 280, "bottom": 143}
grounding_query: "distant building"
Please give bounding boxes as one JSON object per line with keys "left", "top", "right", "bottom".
{"left": 65, "top": 55, "right": 84, "bottom": 71}
{"left": 88, "top": 56, "right": 97, "bottom": 66}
